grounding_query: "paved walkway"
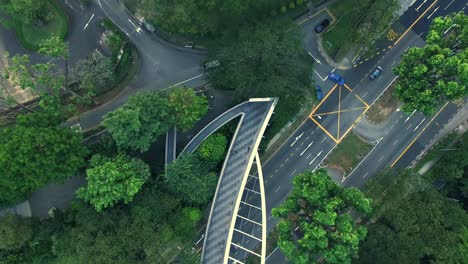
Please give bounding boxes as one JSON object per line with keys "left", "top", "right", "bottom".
{"left": 202, "top": 98, "right": 277, "bottom": 264}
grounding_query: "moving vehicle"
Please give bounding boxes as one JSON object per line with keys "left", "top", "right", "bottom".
{"left": 370, "top": 66, "right": 383, "bottom": 80}
{"left": 328, "top": 73, "right": 345, "bottom": 85}
{"left": 314, "top": 19, "right": 330, "bottom": 33}
{"left": 315, "top": 86, "right": 323, "bottom": 100}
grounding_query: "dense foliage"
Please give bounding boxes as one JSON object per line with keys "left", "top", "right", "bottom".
{"left": 358, "top": 189, "right": 467, "bottom": 264}
{"left": 129, "top": 0, "right": 288, "bottom": 37}
{"left": 272, "top": 170, "right": 372, "bottom": 264}
{"left": 205, "top": 18, "right": 313, "bottom": 142}
{"left": 197, "top": 133, "right": 228, "bottom": 163}
{"left": 104, "top": 87, "right": 208, "bottom": 152}
{"left": 0, "top": 112, "right": 88, "bottom": 206}
{"left": 77, "top": 154, "right": 151, "bottom": 212}
{"left": 0, "top": 215, "right": 33, "bottom": 251}
{"left": 164, "top": 154, "right": 218, "bottom": 205}
{"left": 394, "top": 12, "right": 468, "bottom": 114}
{"left": 166, "top": 87, "right": 208, "bottom": 131}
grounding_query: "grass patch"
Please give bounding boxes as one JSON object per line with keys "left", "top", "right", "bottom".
{"left": 321, "top": 0, "right": 360, "bottom": 61}
{"left": 12, "top": 0, "right": 68, "bottom": 51}
{"left": 366, "top": 81, "right": 399, "bottom": 123}
{"left": 326, "top": 131, "right": 372, "bottom": 174}
{"left": 113, "top": 43, "right": 135, "bottom": 85}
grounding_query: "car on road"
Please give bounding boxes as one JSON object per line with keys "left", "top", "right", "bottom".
{"left": 315, "top": 86, "right": 323, "bottom": 100}
{"left": 328, "top": 72, "right": 345, "bottom": 85}
{"left": 314, "top": 19, "right": 330, "bottom": 33}
{"left": 370, "top": 66, "right": 383, "bottom": 80}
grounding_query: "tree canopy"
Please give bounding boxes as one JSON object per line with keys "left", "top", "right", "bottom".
{"left": 358, "top": 189, "right": 467, "bottom": 264}
{"left": 272, "top": 170, "right": 372, "bottom": 264}
{"left": 166, "top": 86, "right": 208, "bottom": 131}
{"left": 104, "top": 88, "right": 207, "bottom": 152}
{"left": 196, "top": 133, "right": 228, "bottom": 164}
{"left": 0, "top": 112, "right": 88, "bottom": 206}
{"left": 394, "top": 12, "right": 467, "bottom": 114}
{"left": 103, "top": 91, "right": 174, "bottom": 152}
{"left": 0, "top": 214, "right": 33, "bottom": 251}
{"left": 164, "top": 154, "right": 218, "bottom": 205}
{"left": 131, "top": 0, "right": 285, "bottom": 36}
{"left": 77, "top": 154, "right": 150, "bottom": 212}
{"left": 205, "top": 18, "right": 313, "bottom": 140}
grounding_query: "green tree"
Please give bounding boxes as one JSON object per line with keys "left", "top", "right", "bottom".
{"left": 77, "top": 154, "right": 150, "bottom": 212}
{"left": 166, "top": 86, "right": 208, "bottom": 131}
{"left": 0, "top": 214, "right": 33, "bottom": 250}
{"left": 103, "top": 91, "right": 174, "bottom": 152}
{"left": 71, "top": 50, "right": 114, "bottom": 96}
{"left": 0, "top": 112, "right": 88, "bottom": 205}
{"left": 357, "top": 190, "right": 467, "bottom": 264}
{"left": 197, "top": 133, "right": 228, "bottom": 163}
{"left": 205, "top": 18, "right": 313, "bottom": 138}
{"left": 164, "top": 154, "right": 218, "bottom": 205}
{"left": 0, "top": 0, "right": 45, "bottom": 22}
{"left": 272, "top": 170, "right": 372, "bottom": 264}
{"left": 394, "top": 12, "right": 468, "bottom": 114}
{"left": 133, "top": 0, "right": 283, "bottom": 36}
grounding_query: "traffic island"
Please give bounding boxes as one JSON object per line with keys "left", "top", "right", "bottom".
{"left": 11, "top": 0, "right": 69, "bottom": 51}
{"left": 324, "top": 131, "right": 372, "bottom": 175}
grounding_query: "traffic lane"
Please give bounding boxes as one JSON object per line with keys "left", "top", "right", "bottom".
{"left": 394, "top": 103, "right": 459, "bottom": 169}
{"left": 343, "top": 110, "right": 430, "bottom": 188}
{"left": 344, "top": 103, "right": 457, "bottom": 188}
{"left": 400, "top": 0, "right": 467, "bottom": 38}
{"left": 347, "top": 30, "right": 425, "bottom": 89}
{"left": 60, "top": 0, "right": 104, "bottom": 64}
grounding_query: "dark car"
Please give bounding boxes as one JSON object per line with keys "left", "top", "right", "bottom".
{"left": 328, "top": 72, "right": 345, "bottom": 86}
{"left": 315, "top": 86, "right": 323, "bottom": 100}
{"left": 370, "top": 66, "right": 383, "bottom": 80}
{"left": 314, "top": 19, "right": 330, "bottom": 33}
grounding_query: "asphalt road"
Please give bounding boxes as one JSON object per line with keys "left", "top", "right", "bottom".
{"left": 70, "top": 0, "right": 205, "bottom": 129}
{"left": 224, "top": 0, "right": 468, "bottom": 262}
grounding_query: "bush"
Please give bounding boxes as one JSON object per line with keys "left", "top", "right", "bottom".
{"left": 296, "top": 0, "right": 304, "bottom": 5}
{"left": 289, "top": 2, "right": 296, "bottom": 9}
{"left": 280, "top": 6, "right": 287, "bottom": 13}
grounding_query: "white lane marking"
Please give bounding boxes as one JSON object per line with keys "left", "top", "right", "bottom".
{"left": 407, "top": 123, "right": 413, "bottom": 130}
{"left": 404, "top": 109, "right": 417, "bottom": 123}
{"left": 128, "top": 18, "right": 142, "bottom": 33}
{"left": 266, "top": 247, "right": 279, "bottom": 260}
{"left": 300, "top": 141, "right": 314, "bottom": 156}
{"left": 275, "top": 186, "right": 281, "bottom": 192}
{"left": 362, "top": 91, "right": 368, "bottom": 97}
{"left": 343, "top": 137, "right": 383, "bottom": 182}
{"left": 306, "top": 153, "right": 312, "bottom": 159}
{"left": 378, "top": 155, "right": 384, "bottom": 162}
{"left": 362, "top": 172, "right": 369, "bottom": 178}
{"left": 83, "top": 14, "right": 95, "bottom": 30}
{"left": 168, "top": 73, "right": 205, "bottom": 88}
{"left": 369, "top": 76, "right": 398, "bottom": 107}
{"left": 308, "top": 51, "right": 321, "bottom": 64}
{"left": 290, "top": 132, "right": 304, "bottom": 147}
{"left": 309, "top": 150, "right": 323, "bottom": 165}
{"left": 320, "top": 137, "right": 327, "bottom": 143}
{"left": 393, "top": 139, "right": 399, "bottom": 146}
{"left": 391, "top": 60, "right": 397, "bottom": 66}
{"left": 314, "top": 69, "right": 328, "bottom": 81}
{"left": 427, "top": 6, "right": 440, "bottom": 19}
{"left": 416, "top": 0, "right": 428, "bottom": 11}
{"left": 444, "top": 0, "right": 455, "bottom": 10}
{"left": 290, "top": 169, "right": 297, "bottom": 176}
{"left": 413, "top": 117, "right": 426, "bottom": 132}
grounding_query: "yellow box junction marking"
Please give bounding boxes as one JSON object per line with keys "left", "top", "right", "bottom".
{"left": 309, "top": 84, "right": 369, "bottom": 144}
